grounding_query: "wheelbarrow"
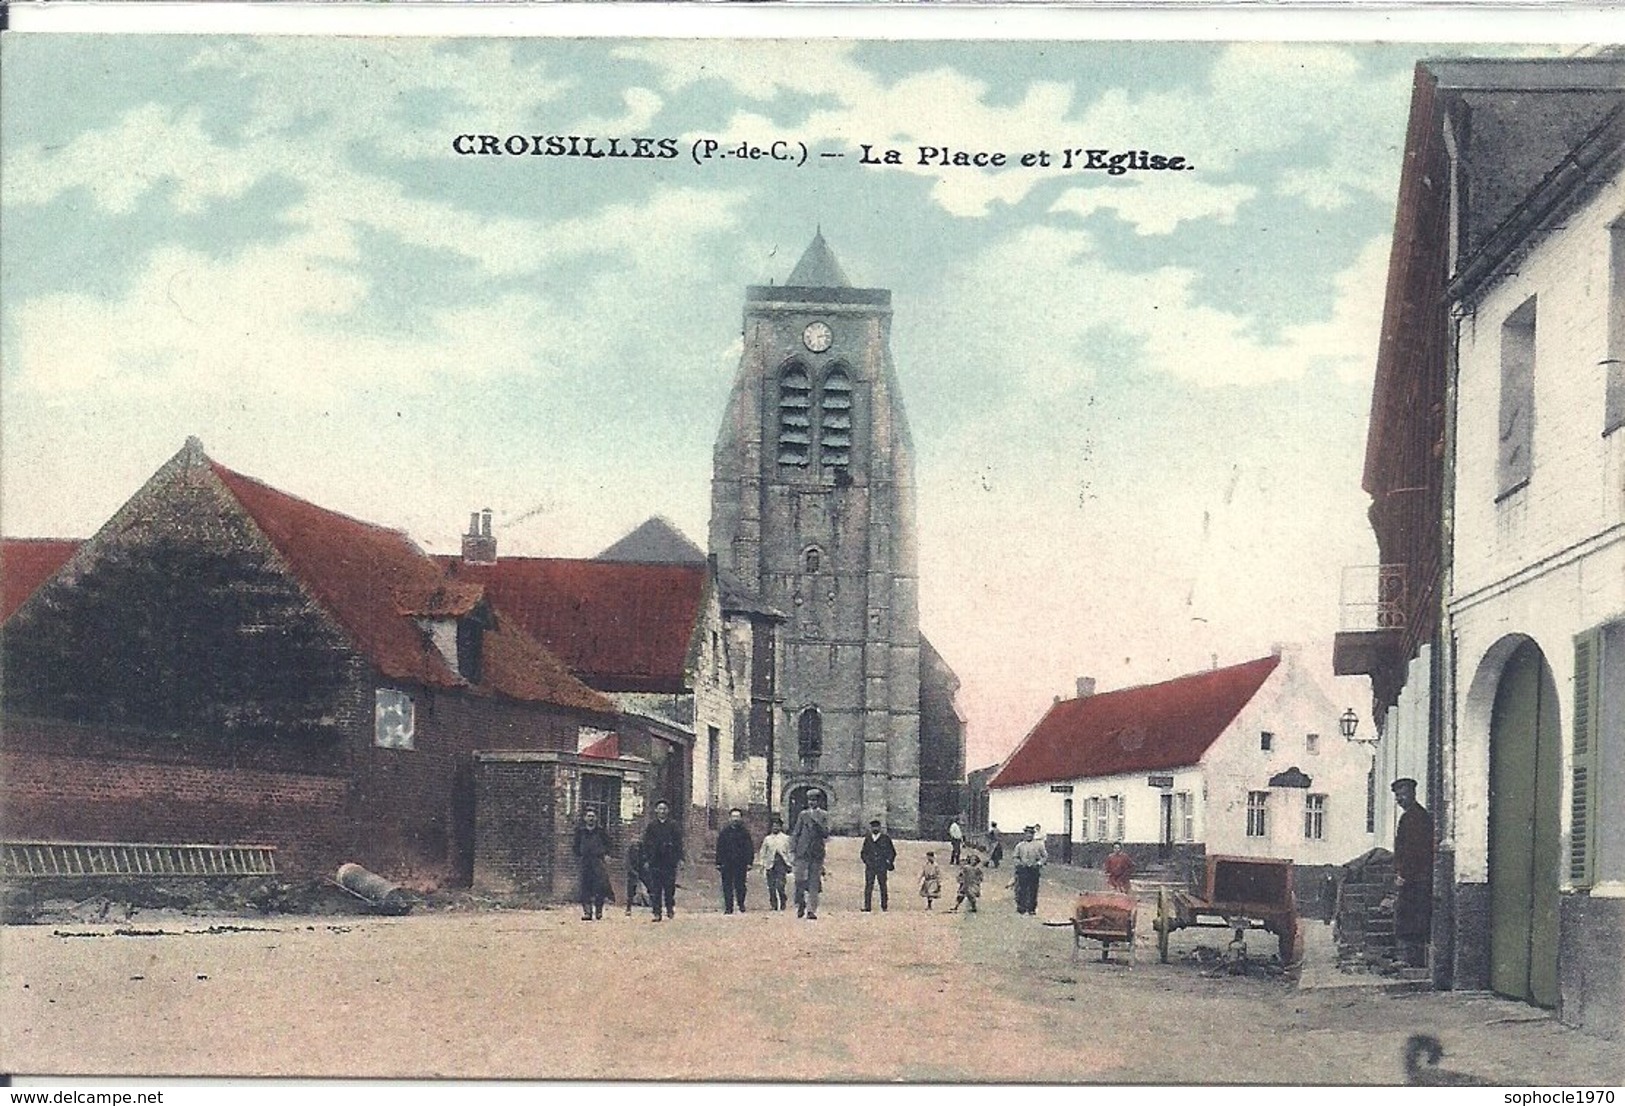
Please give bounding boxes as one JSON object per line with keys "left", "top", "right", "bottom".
{"left": 1046, "top": 891, "right": 1137, "bottom": 963}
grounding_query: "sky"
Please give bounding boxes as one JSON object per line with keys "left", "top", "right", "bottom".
{"left": 0, "top": 29, "right": 1560, "bottom": 768}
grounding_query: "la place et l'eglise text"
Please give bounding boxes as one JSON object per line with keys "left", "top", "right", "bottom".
{"left": 453, "top": 134, "right": 681, "bottom": 159}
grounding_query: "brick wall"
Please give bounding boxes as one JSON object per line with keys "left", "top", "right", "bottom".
{"left": 348, "top": 683, "right": 604, "bottom": 888}
{"left": 0, "top": 749, "right": 350, "bottom": 875}
{"left": 473, "top": 753, "right": 650, "bottom": 902}
{"left": 2, "top": 692, "right": 605, "bottom": 887}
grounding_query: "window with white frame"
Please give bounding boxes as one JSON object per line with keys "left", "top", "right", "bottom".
{"left": 1080, "top": 798, "right": 1094, "bottom": 842}
{"left": 1093, "top": 797, "right": 1109, "bottom": 842}
{"left": 1246, "top": 791, "right": 1268, "bottom": 838}
{"left": 1304, "top": 793, "right": 1327, "bottom": 840}
{"left": 374, "top": 688, "right": 415, "bottom": 749}
{"left": 1110, "top": 795, "right": 1125, "bottom": 842}
{"left": 1176, "top": 791, "right": 1195, "bottom": 843}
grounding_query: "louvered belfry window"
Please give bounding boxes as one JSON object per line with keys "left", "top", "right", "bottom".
{"left": 1570, "top": 630, "right": 1602, "bottom": 887}
{"left": 779, "top": 364, "right": 811, "bottom": 466}
{"left": 820, "top": 367, "right": 852, "bottom": 467}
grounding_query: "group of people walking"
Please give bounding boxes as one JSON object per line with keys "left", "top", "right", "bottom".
{"left": 573, "top": 798, "right": 1056, "bottom": 920}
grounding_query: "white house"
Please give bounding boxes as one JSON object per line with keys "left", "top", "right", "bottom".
{"left": 1353, "top": 57, "right": 1625, "bottom": 1038}
{"left": 988, "top": 651, "right": 1375, "bottom": 884}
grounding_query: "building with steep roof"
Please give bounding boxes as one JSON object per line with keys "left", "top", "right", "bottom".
{"left": 988, "top": 652, "right": 1373, "bottom": 874}
{"left": 709, "top": 232, "right": 965, "bottom": 836}
{"left": 1341, "top": 57, "right": 1625, "bottom": 1036}
{"left": 438, "top": 514, "right": 783, "bottom": 827}
{"left": 1, "top": 439, "right": 625, "bottom": 887}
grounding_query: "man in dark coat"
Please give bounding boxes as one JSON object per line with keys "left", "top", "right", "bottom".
{"left": 860, "top": 818, "right": 897, "bottom": 912}
{"left": 642, "top": 799, "right": 685, "bottom": 922}
{"left": 715, "top": 807, "right": 755, "bottom": 914}
{"left": 572, "top": 808, "right": 613, "bottom": 921}
{"left": 1392, "top": 778, "right": 1434, "bottom": 967}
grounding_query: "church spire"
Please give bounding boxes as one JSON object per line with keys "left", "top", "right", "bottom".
{"left": 785, "top": 229, "right": 851, "bottom": 289}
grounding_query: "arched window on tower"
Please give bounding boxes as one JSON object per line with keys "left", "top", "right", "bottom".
{"left": 778, "top": 364, "right": 811, "bottom": 466}
{"left": 819, "top": 366, "right": 852, "bottom": 468}
{"left": 798, "top": 707, "right": 822, "bottom": 762}
{"left": 804, "top": 547, "right": 821, "bottom": 574}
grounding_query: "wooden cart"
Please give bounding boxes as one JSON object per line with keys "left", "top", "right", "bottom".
{"left": 1152, "top": 854, "right": 1303, "bottom": 965}
{"left": 1067, "top": 891, "right": 1137, "bottom": 963}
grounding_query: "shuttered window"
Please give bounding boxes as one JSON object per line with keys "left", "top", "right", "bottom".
{"left": 819, "top": 367, "right": 852, "bottom": 467}
{"left": 1570, "top": 630, "right": 1602, "bottom": 887}
{"left": 779, "top": 365, "right": 811, "bottom": 466}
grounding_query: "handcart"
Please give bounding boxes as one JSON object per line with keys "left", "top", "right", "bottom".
{"left": 1152, "top": 854, "right": 1303, "bottom": 965}
{"left": 1056, "top": 890, "right": 1137, "bottom": 963}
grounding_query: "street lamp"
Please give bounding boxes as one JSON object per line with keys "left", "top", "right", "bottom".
{"left": 1340, "top": 707, "right": 1376, "bottom": 745}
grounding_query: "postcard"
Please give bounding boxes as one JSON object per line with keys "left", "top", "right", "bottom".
{"left": 1, "top": 8, "right": 1623, "bottom": 1091}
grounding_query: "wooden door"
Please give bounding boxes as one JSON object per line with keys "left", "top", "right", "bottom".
{"left": 1489, "top": 641, "right": 1562, "bottom": 1007}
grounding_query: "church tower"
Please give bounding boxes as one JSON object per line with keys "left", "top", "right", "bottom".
{"left": 710, "top": 232, "right": 922, "bottom": 835}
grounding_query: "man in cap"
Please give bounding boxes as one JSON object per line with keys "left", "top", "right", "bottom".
{"left": 860, "top": 817, "right": 897, "bottom": 912}
{"left": 1391, "top": 778, "right": 1434, "bottom": 967}
{"left": 1012, "top": 824, "right": 1048, "bottom": 915}
{"left": 791, "top": 790, "right": 831, "bottom": 919}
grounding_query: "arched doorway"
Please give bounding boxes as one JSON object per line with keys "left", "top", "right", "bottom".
{"left": 1489, "top": 639, "right": 1563, "bottom": 1007}
{"left": 786, "top": 783, "right": 833, "bottom": 829}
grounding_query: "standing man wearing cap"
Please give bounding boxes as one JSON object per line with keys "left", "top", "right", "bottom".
{"left": 1391, "top": 778, "right": 1434, "bottom": 967}
{"left": 1012, "top": 825, "right": 1048, "bottom": 915}
{"left": 860, "top": 818, "right": 897, "bottom": 912}
{"left": 792, "top": 790, "right": 831, "bottom": 920}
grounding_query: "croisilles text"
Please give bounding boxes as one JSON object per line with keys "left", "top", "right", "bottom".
{"left": 452, "top": 134, "right": 680, "bottom": 159}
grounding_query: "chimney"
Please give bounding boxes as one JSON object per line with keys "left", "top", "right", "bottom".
{"left": 462, "top": 508, "right": 497, "bottom": 565}
{"left": 1075, "top": 677, "right": 1096, "bottom": 699}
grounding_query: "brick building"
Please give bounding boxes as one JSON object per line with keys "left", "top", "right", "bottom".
{"left": 1342, "top": 58, "right": 1625, "bottom": 1037}
{"left": 1, "top": 439, "right": 620, "bottom": 887}
{"left": 439, "top": 514, "right": 783, "bottom": 837}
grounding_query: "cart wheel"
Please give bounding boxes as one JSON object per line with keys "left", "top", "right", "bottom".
{"left": 1278, "top": 917, "right": 1304, "bottom": 966}
{"left": 1157, "top": 889, "right": 1171, "bottom": 964}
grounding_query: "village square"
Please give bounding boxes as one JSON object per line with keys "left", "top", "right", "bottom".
{"left": 2, "top": 33, "right": 1624, "bottom": 1088}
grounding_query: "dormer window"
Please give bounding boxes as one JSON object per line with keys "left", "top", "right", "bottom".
{"left": 778, "top": 364, "right": 811, "bottom": 466}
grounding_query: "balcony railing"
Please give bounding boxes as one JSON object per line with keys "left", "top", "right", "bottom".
{"left": 1338, "top": 564, "right": 1406, "bottom": 632}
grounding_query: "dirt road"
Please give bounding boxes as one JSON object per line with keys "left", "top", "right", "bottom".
{"left": 3, "top": 838, "right": 1619, "bottom": 1084}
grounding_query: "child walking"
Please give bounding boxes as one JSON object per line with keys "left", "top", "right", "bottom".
{"left": 949, "top": 852, "right": 983, "bottom": 913}
{"left": 919, "top": 851, "right": 943, "bottom": 909}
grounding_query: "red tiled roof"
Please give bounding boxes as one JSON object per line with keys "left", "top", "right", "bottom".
{"left": 439, "top": 556, "right": 706, "bottom": 694}
{"left": 1, "top": 538, "right": 82, "bottom": 622}
{"left": 210, "top": 462, "right": 613, "bottom": 715}
{"left": 989, "top": 655, "right": 1281, "bottom": 788}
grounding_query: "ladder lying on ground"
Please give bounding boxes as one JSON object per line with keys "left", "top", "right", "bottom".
{"left": 1, "top": 841, "right": 278, "bottom": 878}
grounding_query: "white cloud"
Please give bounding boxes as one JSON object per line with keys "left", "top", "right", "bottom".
{"left": 1049, "top": 177, "right": 1257, "bottom": 235}
{"left": 3, "top": 103, "right": 260, "bottom": 214}
{"left": 911, "top": 224, "right": 1390, "bottom": 393}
